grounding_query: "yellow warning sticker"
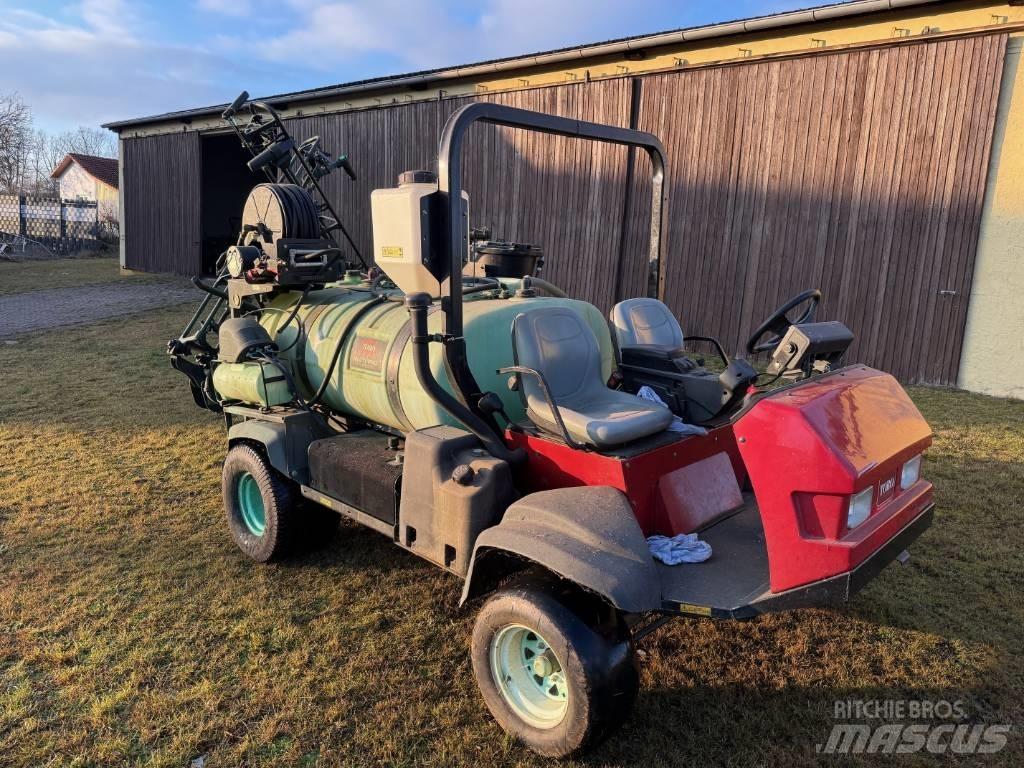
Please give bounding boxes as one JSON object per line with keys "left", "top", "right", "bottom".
{"left": 379, "top": 246, "right": 404, "bottom": 259}
{"left": 677, "top": 602, "right": 713, "bottom": 617}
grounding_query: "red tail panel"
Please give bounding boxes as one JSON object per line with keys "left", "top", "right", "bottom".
{"left": 735, "top": 366, "right": 933, "bottom": 592}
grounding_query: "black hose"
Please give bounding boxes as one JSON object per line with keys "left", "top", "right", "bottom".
{"left": 384, "top": 278, "right": 503, "bottom": 304}
{"left": 275, "top": 286, "right": 311, "bottom": 352}
{"left": 405, "top": 293, "right": 524, "bottom": 463}
{"left": 280, "top": 286, "right": 310, "bottom": 329}
{"left": 242, "top": 303, "right": 309, "bottom": 355}
{"left": 253, "top": 351, "right": 307, "bottom": 410}
{"left": 192, "top": 276, "right": 228, "bottom": 300}
{"left": 523, "top": 275, "right": 567, "bottom": 298}
{"left": 462, "top": 279, "right": 502, "bottom": 297}
{"left": 306, "top": 296, "right": 388, "bottom": 406}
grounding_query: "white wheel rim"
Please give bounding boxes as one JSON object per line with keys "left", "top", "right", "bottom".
{"left": 489, "top": 623, "right": 569, "bottom": 729}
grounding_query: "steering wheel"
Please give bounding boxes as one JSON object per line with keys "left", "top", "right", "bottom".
{"left": 745, "top": 289, "right": 822, "bottom": 354}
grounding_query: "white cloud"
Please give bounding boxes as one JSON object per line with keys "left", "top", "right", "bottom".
{"left": 0, "top": 1, "right": 250, "bottom": 129}
{"left": 196, "top": 0, "right": 253, "bottom": 16}
{"left": 79, "top": 0, "right": 136, "bottom": 39}
{"left": 253, "top": 0, "right": 668, "bottom": 72}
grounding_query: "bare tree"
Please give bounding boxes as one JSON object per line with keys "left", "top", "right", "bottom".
{"left": 51, "top": 126, "right": 117, "bottom": 160}
{"left": 0, "top": 92, "right": 32, "bottom": 194}
{"left": 31, "top": 130, "right": 60, "bottom": 195}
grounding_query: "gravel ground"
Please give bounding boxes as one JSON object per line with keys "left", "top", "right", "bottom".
{"left": 0, "top": 282, "right": 199, "bottom": 338}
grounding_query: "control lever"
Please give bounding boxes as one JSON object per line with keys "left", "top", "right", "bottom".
{"left": 333, "top": 154, "right": 357, "bottom": 180}
{"left": 247, "top": 138, "right": 296, "bottom": 173}
{"left": 222, "top": 90, "right": 249, "bottom": 119}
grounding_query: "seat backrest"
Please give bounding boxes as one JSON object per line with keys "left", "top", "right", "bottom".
{"left": 512, "top": 307, "right": 605, "bottom": 406}
{"left": 610, "top": 298, "right": 684, "bottom": 350}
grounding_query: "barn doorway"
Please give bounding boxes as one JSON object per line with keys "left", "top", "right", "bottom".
{"left": 200, "top": 133, "right": 260, "bottom": 275}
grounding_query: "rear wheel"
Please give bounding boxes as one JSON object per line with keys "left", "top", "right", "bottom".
{"left": 222, "top": 443, "right": 298, "bottom": 562}
{"left": 470, "top": 578, "right": 638, "bottom": 757}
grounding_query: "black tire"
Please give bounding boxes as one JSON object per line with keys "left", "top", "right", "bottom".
{"left": 471, "top": 579, "right": 638, "bottom": 758}
{"left": 222, "top": 443, "right": 298, "bottom": 562}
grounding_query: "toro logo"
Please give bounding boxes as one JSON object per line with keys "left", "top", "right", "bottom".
{"left": 350, "top": 336, "right": 386, "bottom": 373}
{"left": 879, "top": 476, "right": 896, "bottom": 500}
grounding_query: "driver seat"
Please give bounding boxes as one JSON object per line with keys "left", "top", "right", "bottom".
{"left": 610, "top": 298, "right": 684, "bottom": 353}
{"left": 510, "top": 307, "right": 673, "bottom": 449}
{"left": 609, "top": 298, "right": 695, "bottom": 372}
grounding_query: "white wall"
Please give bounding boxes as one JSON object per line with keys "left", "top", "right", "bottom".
{"left": 56, "top": 161, "right": 119, "bottom": 232}
{"left": 57, "top": 163, "right": 97, "bottom": 203}
{"left": 959, "top": 36, "right": 1024, "bottom": 400}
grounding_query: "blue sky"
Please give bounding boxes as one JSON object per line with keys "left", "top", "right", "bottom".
{"left": 0, "top": 0, "right": 841, "bottom": 133}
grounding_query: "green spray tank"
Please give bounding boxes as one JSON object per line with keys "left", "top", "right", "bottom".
{"left": 251, "top": 283, "right": 615, "bottom": 432}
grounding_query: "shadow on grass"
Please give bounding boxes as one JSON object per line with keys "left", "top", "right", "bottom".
{"left": 583, "top": 679, "right": 1016, "bottom": 766}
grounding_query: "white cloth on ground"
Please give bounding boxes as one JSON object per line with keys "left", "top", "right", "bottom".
{"left": 635, "top": 385, "right": 708, "bottom": 436}
{"left": 647, "top": 533, "right": 713, "bottom": 565}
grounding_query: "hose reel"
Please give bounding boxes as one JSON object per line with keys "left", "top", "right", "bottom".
{"left": 227, "top": 183, "right": 340, "bottom": 287}
{"left": 241, "top": 183, "right": 321, "bottom": 249}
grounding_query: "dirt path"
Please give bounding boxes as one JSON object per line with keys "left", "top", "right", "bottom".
{"left": 0, "top": 282, "right": 198, "bottom": 338}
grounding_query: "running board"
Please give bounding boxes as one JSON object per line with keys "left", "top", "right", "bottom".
{"left": 300, "top": 485, "right": 396, "bottom": 538}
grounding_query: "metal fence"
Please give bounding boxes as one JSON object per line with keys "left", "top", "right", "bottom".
{"left": 0, "top": 194, "right": 104, "bottom": 254}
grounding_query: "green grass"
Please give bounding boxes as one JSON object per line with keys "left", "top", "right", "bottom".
{"left": 0, "top": 256, "right": 176, "bottom": 296}
{"left": 0, "top": 303, "right": 1021, "bottom": 767}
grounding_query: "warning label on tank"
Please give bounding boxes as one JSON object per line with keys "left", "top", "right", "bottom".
{"left": 350, "top": 336, "right": 386, "bottom": 373}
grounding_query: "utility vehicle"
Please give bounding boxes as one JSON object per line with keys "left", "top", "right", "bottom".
{"left": 169, "top": 94, "right": 934, "bottom": 757}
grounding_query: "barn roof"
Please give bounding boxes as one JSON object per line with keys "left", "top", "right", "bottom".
{"left": 51, "top": 153, "right": 119, "bottom": 189}
{"left": 102, "top": 0, "right": 946, "bottom": 131}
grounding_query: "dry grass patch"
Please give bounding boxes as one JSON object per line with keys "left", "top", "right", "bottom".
{"left": 0, "top": 257, "right": 177, "bottom": 296}
{"left": 0, "top": 304, "right": 1021, "bottom": 766}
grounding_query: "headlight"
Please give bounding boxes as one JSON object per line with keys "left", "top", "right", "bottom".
{"left": 847, "top": 487, "right": 874, "bottom": 529}
{"left": 901, "top": 454, "right": 922, "bottom": 490}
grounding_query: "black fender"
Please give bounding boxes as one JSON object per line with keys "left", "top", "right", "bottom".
{"left": 226, "top": 410, "right": 323, "bottom": 485}
{"left": 228, "top": 420, "right": 291, "bottom": 475}
{"left": 460, "top": 486, "right": 660, "bottom": 613}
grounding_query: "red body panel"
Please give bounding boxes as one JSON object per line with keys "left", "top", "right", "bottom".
{"left": 734, "top": 366, "right": 933, "bottom": 591}
{"left": 506, "top": 426, "right": 745, "bottom": 535}
{"left": 507, "top": 365, "right": 932, "bottom": 597}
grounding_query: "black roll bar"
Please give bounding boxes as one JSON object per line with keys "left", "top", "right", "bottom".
{"left": 434, "top": 102, "right": 668, "bottom": 415}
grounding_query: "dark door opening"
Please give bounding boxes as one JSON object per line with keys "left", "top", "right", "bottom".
{"left": 200, "top": 133, "right": 260, "bottom": 275}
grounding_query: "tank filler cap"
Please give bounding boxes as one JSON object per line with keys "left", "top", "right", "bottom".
{"left": 398, "top": 170, "right": 437, "bottom": 186}
{"left": 452, "top": 464, "right": 476, "bottom": 486}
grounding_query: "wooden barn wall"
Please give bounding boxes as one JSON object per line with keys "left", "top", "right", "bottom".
{"left": 286, "top": 78, "right": 633, "bottom": 309}
{"left": 122, "top": 131, "right": 201, "bottom": 274}
{"left": 122, "top": 33, "right": 1006, "bottom": 385}
{"left": 622, "top": 33, "right": 1007, "bottom": 385}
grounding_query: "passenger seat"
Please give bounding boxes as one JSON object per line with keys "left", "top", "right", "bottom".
{"left": 509, "top": 307, "right": 673, "bottom": 449}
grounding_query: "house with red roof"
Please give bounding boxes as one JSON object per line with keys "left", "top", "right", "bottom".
{"left": 50, "top": 153, "right": 119, "bottom": 229}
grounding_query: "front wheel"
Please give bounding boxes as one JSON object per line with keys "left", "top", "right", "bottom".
{"left": 222, "top": 443, "right": 299, "bottom": 562}
{"left": 470, "top": 579, "right": 638, "bottom": 758}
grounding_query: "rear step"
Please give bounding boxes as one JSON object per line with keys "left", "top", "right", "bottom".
{"left": 659, "top": 500, "right": 933, "bottom": 619}
{"left": 658, "top": 497, "right": 769, "bottom": 618}
{"left": 300, "top": 485, "right": 396, "bottom": 537}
